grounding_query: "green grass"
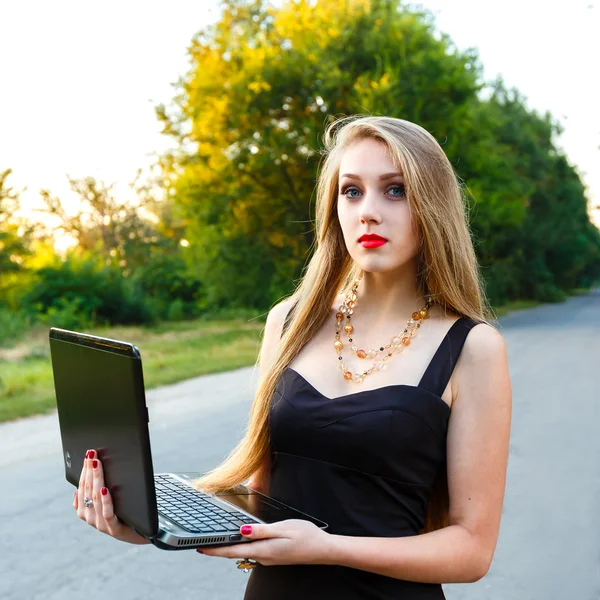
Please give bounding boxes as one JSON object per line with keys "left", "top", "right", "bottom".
{"left": 0, "top": 317, "right": 265, "bottom": 423}
{"left": 491, "top": 284, "right": 598, "bottom": 319}
{"left": 492, "top": 299, "right": 543, "bottom": 319}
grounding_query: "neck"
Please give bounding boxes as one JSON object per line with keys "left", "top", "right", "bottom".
{"left": 351, "top": 263, "right": 428, "bottom": 327}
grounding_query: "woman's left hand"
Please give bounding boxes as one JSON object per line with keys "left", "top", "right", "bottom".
{"left": 197, "top": 519, "right": 332, "bottom": 566}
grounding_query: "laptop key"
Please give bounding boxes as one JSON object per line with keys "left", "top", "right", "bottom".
{"left": 188, "top": 522, "right": 209, "bottom": 529}
{"left": 210, "top": 527, "right": 231, "bottom": 534}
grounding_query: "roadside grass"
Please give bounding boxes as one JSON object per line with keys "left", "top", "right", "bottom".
{"left": 492, "top": 299, "right": 542, "bottom": 319}
{"left": 0, "top": 317, "right": 265, "bottom": 423}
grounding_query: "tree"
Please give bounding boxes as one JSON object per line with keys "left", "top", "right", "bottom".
{"left": 156, "top": 0, "right": 482, "bottom": 308}
{"left": 156, "top": 0, "right": 600, "bottom": 309}
{"left": 0, "top": 169, "right": 34, "bottom": 304}
{"left": 456, "top": 82, "right": 600, "bottom": 302}
{"left": 36, "top": 175, "right": 171, "bottom": 277}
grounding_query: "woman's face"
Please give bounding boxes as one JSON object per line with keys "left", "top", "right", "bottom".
{"left": 336, "top": 137, "right": 421, "bottom": 274}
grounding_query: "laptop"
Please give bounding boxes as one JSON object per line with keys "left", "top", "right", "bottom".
{"left": 49, "top": 327, "right": 328, "bottom": 550}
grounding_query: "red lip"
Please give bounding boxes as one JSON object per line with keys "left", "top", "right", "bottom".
{"left": 358, "top": 234, "right": 387, "bottom": 242}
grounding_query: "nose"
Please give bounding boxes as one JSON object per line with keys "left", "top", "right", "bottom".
{"left": 358, "top": 190, "right": 382, "bottom": 225}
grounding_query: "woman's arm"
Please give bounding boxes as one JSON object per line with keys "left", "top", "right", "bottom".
{"left": 323, "top": 323, "right": 512, "bottom": 583}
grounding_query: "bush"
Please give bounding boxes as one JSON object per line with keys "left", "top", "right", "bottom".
{"left": 36, "top": 296, "right": 97, "bottom": 331}
{"left": 130, "top": 248, "right": 204, "bottom": 316}
{"left": 21, "top": 252, "right": 154, "bottom": 326}
{"left": 166, "top": 298, "right": 185, "bottom": 322}
{"left": 0, "top": 306, "right": 37, "bottom": 346}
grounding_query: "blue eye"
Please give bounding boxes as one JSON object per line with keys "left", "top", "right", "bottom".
{"left": 388, "top": 184, "right": 406, "bottom": 197}
{"left": 341, "top": 186, "right": 361, "bottom": 198}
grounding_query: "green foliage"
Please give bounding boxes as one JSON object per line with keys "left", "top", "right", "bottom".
{"left": 166, "top": 298, "right": 186, "bottom": 321}
{"left": 156, "top": 0, "right": 486, "bottom": 308}
{"left": 184, "top": 224, "right": 293, "bottom": 309}
{"left": 37, "top": 175, "right": 174, "bottom": 277}
{"left": 0, "top": 306, "right": 37, "bottom": 346}
{"left": 456, "top": 82, "right": 600, "bottom": 303}
{"left": 28, "top": 171, "right": 207, "bottom": 325}
{"left": 17, "top": 243, "right": 208, "bottom": 328}
{"left": 129, "top": 245, "right": 204, "bottom": 318}
{"left": 0, "top": 169, "right": 35, "bottom": 304}
{"left": 36, "top": 296, "right": 98, "bottom": 331}
{"left": 21, "top": 251, "right": 155, "bottom": 327}
{"left": 4, "top": 0, "right": 598, "bottom": 329}
{"left": 155, "top": 0, "right": 600, "bottom": 310}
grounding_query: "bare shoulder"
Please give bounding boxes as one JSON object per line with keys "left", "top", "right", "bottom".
{"left": 462, "top": 321, "right": 507, "bottom": 361}
{"left": 259, "top": 298, "right": 297, "bottom": 376}
{"left": 265, "top": 298, "right": 297, "bottom": 336}
{"left": 454, "top": 321, "right": 511, "bottom": 405}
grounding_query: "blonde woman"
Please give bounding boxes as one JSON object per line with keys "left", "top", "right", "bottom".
{"left": 193, "top": 115, "right": 512, "bottom": 599}
{"left": 76, "top": 115, "right": 512, "bottom": 599}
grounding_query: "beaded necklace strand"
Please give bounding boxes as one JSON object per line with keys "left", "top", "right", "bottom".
{"left": 334, "top": 276, "right": 432, "bottom": 384}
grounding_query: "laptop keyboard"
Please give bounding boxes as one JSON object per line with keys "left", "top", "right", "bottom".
{"left": 154, "top": 474, "right": 260, "bottom": 534}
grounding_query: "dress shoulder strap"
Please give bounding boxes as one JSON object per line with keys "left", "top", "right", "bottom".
{"left": 418, "top": 317, "right": 482, "bottom": 397}
{"left": 280, "top": 300, "right": 299, "bottom": 339}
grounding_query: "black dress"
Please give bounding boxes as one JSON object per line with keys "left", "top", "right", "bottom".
{"left": 244, "top": 310, "right": 480, "bottom": 600}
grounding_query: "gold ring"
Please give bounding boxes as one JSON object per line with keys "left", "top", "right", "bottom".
{"left": 236, "top": 558, "right": 257, "bottom": 573}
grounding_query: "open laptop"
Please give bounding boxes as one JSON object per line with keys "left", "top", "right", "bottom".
{"left": 49, "top": 327, "right": 328, "bottom": 550}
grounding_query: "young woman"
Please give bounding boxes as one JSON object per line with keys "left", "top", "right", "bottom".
{"left": 75, "top": 115, "right": 512, "bottom": 599}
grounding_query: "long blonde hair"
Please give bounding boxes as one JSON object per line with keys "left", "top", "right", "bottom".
{"left": 193, "top": 115, "right": 494, "bottom": 533}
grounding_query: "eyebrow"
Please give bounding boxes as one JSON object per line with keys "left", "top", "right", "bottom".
{"left": 340, "top": 172, "right": 403, "bottom": 181}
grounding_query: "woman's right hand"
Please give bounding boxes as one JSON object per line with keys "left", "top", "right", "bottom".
{"left": 74, "top": 449, "right": 150, "bottom": 545}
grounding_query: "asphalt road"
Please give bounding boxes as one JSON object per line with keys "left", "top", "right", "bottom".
{"left": 1, "top": 289, "right": 599, "bottom": 600}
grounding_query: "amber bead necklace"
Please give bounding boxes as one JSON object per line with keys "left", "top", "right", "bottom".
{"left": 334, "top": 274, "right": 432, "bottom": 384}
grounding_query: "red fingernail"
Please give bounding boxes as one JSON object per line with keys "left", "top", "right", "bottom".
{"left": 92, "top": 460, "right": 98, "bottom": 469}
{"left": 101, "top": 487, "right": 107, "bottom": 496}
{"left": 241, "top": 525, "right": 252, "bottom": 536}
{"left": 89, "top": 450, "right": 95, "bottom": 459}
{"left": 85, "top": 450, "right": 91, "bottom": 459}
{"left": 196, "top": 549, "right": 204, "bottom": 554}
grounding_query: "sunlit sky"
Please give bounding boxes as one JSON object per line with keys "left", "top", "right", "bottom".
{"left": 2, "top": 0, "right": 599, "bottom": 252}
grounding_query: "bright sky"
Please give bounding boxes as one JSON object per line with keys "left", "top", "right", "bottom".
{"left": 2, "top": 0, "right": 599, "bottom": 252}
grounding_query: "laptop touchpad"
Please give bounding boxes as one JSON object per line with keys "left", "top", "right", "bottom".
{"left": 218, "top": 493, "right": 309, "bottom": 524}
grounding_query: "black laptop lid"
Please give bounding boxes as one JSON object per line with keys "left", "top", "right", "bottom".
{"left": 49, "top": 327, "right": 158, "bottom": 538}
